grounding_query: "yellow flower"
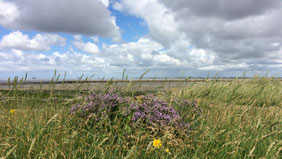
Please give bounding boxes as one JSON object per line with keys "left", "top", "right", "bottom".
{"left": 165, "top": 148, "right": 169, "bottom": 153}
{"left": 153, "top": 139, "right": 162, "bottom": 149}
{"left": 10, "top": 109, "right": 15, "bottom": 114}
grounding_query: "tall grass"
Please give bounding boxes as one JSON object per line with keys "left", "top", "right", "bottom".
{"left": 171, "top": 77, "right": 282, "bottom": 108}
{"left": 0, "top": 75, "right": 281, "bottom": 158}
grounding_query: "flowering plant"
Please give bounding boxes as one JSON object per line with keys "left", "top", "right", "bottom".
{"left": 70, "top": 93, "right": 200, "bottom": 132}
{"left": 130, "top": 95, "right": 189, "bottom": 129}
{"left": 69, "top": 92, "right": 122, "bottom": 121}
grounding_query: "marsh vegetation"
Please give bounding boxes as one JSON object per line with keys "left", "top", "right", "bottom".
{"left": 0, "top": 74, "right": 281, "bottom": 158}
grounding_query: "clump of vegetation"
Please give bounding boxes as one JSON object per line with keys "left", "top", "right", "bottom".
{"left": 130, "top": 95, "right": 189, "bottom": 129}
{"left": 70, "top": 92, "right": 200, "bottom": 134}
{"left": 70, "top": 92, "right": 123, "bottom": 121}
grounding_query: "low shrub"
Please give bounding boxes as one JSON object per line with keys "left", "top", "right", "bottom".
{"left": 129, "top": 95, "right": 190, "bottom": 129}
{"left": 70, "top": 93, "right": 201, "bottom": 134}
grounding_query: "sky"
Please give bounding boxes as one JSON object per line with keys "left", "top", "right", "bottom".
{"left": 0, "top": 0, "right": 281, "bottom": 79}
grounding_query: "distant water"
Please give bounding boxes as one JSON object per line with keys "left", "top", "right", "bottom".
{"left": 0, "top": 77, "right": 280, "bottom": 84}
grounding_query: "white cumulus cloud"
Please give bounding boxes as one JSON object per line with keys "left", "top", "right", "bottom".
{"left": 0, "top": 0, "right": 120, "bottom": 40}
{"left": 112, "top": 0, "right": 282, "bottom": 76}
{"left": 0, "top": 31, "right": 66, "bottom": 51}
{"left": 72, "top": 35, "right": 100, "bottom": 54}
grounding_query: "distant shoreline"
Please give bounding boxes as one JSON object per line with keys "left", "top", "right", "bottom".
{"left": 0, "top": 77, "right": 281, "bottom": 85}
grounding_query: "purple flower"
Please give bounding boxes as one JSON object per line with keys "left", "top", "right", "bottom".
{"left": 70, "top": 92, "right": 200, "bottom": 131}
{"left": 129, "top": 95, "right": 190, "bottom": 129}
{"left": 69, "top": 92, "right": 123, "bottom": 121}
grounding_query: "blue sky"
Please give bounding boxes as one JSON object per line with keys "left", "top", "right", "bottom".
{"left": 0, "top": 0, "right": 281, "bottom": 79}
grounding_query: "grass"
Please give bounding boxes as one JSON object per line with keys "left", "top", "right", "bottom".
{"left": 0, "top": 76, "right": 281, "bottom": 158}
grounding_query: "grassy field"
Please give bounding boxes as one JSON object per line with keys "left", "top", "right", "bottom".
{"left": 0, "top": 76, "right": 281, "bottom": 158}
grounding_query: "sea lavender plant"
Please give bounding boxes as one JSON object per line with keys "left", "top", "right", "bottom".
{"left": 69, "top": 92, "right": 122, "bottom": 121}
{"left": 129, "top": 95, "right": 191, "bottom": 129}
{"left": 70, "top": 93, "right": 200, "bottom": 131}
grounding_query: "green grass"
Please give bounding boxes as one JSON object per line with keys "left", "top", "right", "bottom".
{"left": 0, "top": 77, "right": 281, "bottom": 158}
{"left": 171, "top": 77, "right": 282, "bottom": 108}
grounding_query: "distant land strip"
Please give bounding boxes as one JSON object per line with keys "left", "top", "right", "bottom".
{"left": 0, "top": 78, "right": 281, "bottom": 86}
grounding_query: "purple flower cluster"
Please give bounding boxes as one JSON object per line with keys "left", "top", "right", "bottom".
{"left": 70, "top": 92, "right": 121, "bottom": 121}
{"left": 70, "top": 93, "right": 199, "bottom": 130}
{"left": 130, "top": 96, "right": 189, "bottom": 129}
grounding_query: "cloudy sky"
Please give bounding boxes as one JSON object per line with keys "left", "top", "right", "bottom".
{"left": 0, "top": 0, "right": 281, "bottom": 79}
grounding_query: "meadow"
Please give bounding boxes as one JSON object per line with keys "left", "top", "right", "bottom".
{"left": 0, "top": 74, "right": 281, "bottom": 159}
